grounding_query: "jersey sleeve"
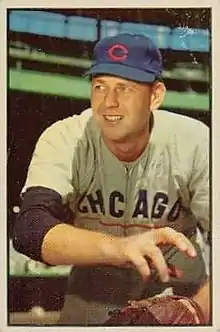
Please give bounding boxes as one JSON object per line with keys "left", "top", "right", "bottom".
{"left": 188, "top": 123, "right": 210, "bottom": 233}
{"left": 22, "top": 117, "right": 79, "bottom": 201}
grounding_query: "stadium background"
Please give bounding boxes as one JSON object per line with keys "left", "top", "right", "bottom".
{"left": 8, "top": 8, "right": 211, "bottom": 325}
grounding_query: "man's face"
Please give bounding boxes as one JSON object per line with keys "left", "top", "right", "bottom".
{"left": 91, "top": 75, "right": 158, "bottom": 143}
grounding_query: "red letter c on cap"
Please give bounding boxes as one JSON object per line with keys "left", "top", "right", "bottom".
{"left": 107, "top": 44, "right": 128, "bottom": 61}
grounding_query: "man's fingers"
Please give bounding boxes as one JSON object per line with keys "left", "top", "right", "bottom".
{"left": 152, "top": 227, "right": 197, "bottom": 257}
{"left": 146, "top": 246, "right": 169, "bottom": 282}
{"left": 127, "top": 247, "right": 170, "bottom": 283}
{"left": 118, "top": 227, "right": 197, "bottom": 282}
{"left": 127, "top": 251, "right": 151, "bottom": 281}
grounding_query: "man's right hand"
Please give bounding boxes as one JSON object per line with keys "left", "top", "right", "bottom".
{"left": 108, "top": 227, "right": 197, "bottom": 282}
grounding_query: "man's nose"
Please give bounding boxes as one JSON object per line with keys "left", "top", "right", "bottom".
{"left": 104, "top": 89, "right": 119, "bottom": 108}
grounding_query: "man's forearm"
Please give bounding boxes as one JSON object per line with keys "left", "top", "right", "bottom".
{"left": 192, "top": 279, "right": 210, "bottom": 324}
{"left": 41, "top": 224, "right": 198, "bottom": 284}
{"left": 41, "top": 223, "right": 121, "bottom": 266}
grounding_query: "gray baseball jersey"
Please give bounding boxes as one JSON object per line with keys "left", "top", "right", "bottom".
{"left": 22, "top": 108, "right": 209, "bottom": 325}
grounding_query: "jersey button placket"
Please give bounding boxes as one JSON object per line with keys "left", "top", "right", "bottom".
{"left": 124, "top": 166, "right": 132, "bottom": 237}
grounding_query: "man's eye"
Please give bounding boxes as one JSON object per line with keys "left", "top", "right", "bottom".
{"left": 117, "top": 86, "right": 133, "bottom": 94}
{"left": 93, "top": 84, "right": 105, "bottom": 91}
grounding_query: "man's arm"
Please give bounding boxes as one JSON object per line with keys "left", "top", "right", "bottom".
{"left": 192, "top": 279, "right": 210, "bottom": 324}
{"left": 13, "top": 186, "right": 196, "bottom": 283}
{"left": 188, "top": 123, "right": 210, "bottom": 323}
{"left": 41, "top": 222, "right": 197, "bottom": 283}
{"left": 41, "top": 222, "right": 121, "bottom": 266}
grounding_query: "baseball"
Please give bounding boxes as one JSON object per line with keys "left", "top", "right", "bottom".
{"left": 30, "top": 306, "right": 45, "bottom": 318}
{"left": 12, "top": 205, "right": 20, "bottom": 214}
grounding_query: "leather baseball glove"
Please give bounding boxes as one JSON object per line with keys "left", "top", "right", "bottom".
{"left": 104, "top": 295, "right": 206, "bottom": 326}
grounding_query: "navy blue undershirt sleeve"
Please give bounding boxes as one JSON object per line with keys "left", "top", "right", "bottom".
{"left": 12, "top": 186, "right": 74, "bottom": 262}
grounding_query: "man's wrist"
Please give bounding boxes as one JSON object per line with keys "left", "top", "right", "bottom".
{"left": 99, "top": 235, "right": 125, "bottom": 266}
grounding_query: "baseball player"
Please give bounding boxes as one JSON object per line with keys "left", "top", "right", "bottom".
{"left": 12, "top": 33, "right": 210, "bottom": 325}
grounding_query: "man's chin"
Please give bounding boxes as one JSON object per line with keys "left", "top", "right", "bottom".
{"left": 103, "top": 132, "right": 129, "bottom": 143}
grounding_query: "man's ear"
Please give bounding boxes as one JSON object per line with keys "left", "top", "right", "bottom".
{"left": 149, "top": 81, "right": 166, "bottom": 111}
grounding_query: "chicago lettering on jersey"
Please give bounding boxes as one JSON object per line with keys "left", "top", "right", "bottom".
{"left": 77, "top": 189, "right": 181, "bottom": 222}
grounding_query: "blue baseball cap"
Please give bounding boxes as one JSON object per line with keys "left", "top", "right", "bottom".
{"left": 84, "top": 33, "right": 163, "bottom": 83}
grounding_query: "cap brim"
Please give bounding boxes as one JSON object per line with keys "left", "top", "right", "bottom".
{"left": 83, "top": 63, "right": 156, "bottom": 83}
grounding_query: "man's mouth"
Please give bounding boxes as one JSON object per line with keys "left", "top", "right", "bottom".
{"left": 103, "top": 115, "right": 123, "bottom": 122}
